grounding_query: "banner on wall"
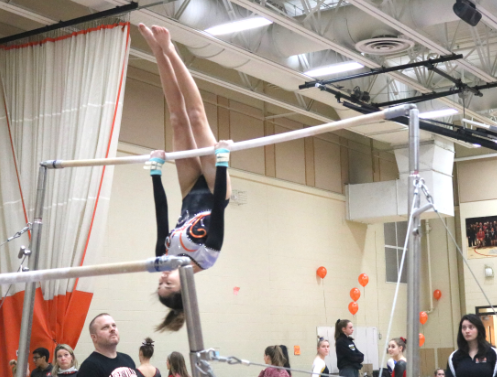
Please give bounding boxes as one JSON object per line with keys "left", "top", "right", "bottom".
{"left": 465, "top": 215, "right": 497, "bottom": 259}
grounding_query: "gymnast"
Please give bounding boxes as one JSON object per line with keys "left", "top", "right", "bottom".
{"left": 139, "top": 23, "right": 231, "bottom": 332}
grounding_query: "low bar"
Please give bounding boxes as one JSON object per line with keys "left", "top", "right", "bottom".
{"left": 42, "top": 105, "right": 411, "bottom": 169}
{"left": 0, "top": 256, "right": 191, "bottom": 286}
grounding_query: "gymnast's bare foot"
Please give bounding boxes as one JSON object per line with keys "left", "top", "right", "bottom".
{"left": 138, "top": 23, "right": 161, "bottom": 54}
{"left": 151, "top": 25, "right": 174, "bottom": 54}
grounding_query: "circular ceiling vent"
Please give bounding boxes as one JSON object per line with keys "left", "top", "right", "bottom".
{"left": 355, "top": 37, "right": 415, "bottom": 56}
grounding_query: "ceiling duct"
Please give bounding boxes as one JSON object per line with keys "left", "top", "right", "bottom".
{"left": 355, "top": 32, "right": 415, "bottom": 56}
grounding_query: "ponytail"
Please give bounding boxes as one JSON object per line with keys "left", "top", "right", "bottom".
{"left": 264, "top": 346, "right": 287, "bottom": 367}
{"left": 157, "top": 292, "right": 185, "bottom": 332}
{"left": 334, "top": 319, "right": 351, "bottom": 342}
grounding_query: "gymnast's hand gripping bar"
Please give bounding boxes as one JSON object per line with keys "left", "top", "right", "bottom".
{"left": 41, "top": 105, "right": 412, "bottom": 169}
{"left": 0, "top": 255, "right": 191, "bottom": 285}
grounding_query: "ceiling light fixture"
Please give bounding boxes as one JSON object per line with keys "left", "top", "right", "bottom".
{"left": 462, "top": 118, "right": 497, "bottom": 133}
{"left": 419, "top": 109, "right": 459, "bottom": 119}
{"left": 304, "top": 62, "right": 364, "bottom": 78}
{"left": 205, "top": 17, "right": 272, "bottom": 36}
{"left": 453, "top": 0, "right": 482, "bottom": 27}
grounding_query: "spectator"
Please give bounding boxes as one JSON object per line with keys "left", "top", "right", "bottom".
{"left": 258, "top": 346, "right": 289, "bottom": 377}
{"left": 335, "top": 319, "right": 364, "bottom": 377}
{"left": 31, "top": 348, "right": 52, "bottom": 377}
{"left": 434, "top": 369, "right": 445, "bottom": 377}
{"left": 279, "top": 345, "right": 292, "bottom": 376}
{"left": 387, "top": 338, "right": 406, "bottom": 377}
{"left": 137, "top": 338, "right": 161, "bottom": 377}
{"left": 312, "top": 338, "right": 330, "bottom": 377}
{"left": 166, "top": 352, "right": 189, "bottom": 377}
{"left": 77, "top": 313, "right": 136, "bottom": 377}
{"left": 446, "top": 314, "right": 496, "bottom": 377}
{"left": 52, "top": 344, "right": 78, "bottom": 376}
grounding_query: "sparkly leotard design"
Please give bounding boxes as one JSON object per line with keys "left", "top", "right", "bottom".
{"left": 153, "top": 168, "right": 228, "bottom": 270}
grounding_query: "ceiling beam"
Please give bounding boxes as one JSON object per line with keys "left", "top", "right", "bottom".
{"left": 226, "top": 0, "right": 497, "bottom": 125}
{"left": 346, "top": 0, "right": 495, "bottom": 82}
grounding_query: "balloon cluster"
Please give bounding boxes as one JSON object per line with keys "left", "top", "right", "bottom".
{"left": 347, "top": 273, "right": 369, "bottom": 315}
{"left": 417, "top": 289, "right": 441, "bottom": 347}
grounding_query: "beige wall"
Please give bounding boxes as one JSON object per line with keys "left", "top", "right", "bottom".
{"left": 457, "top": 158, "right": 497, "bottom": 339}
{"left": 457, "top": 157, "right": 497, "bottom": 203}
{"left": 73, "top": 70, "right": 461, "bottom": 376}
{"left": 73, "top": 144, "right": 460, "bottom": 376}
{"left": 74, "top": 144, "right": 386, "bottom": 376}
{"left": 121, "top": 68, "right": 399, "bottom": 197}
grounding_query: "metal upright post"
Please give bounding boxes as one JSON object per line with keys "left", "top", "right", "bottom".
{"left": 179, "top": 265, "right": 205, "bottom": 377}
{"left": 406, "top": 108, "right": 421, "bottom": 377}
{"left": 16, "top": 165, "right": 48, "bottom": 377}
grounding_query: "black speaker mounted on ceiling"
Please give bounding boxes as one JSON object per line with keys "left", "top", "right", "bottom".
{"left": 453, "top": 0, "right": 482, "bottom": 27}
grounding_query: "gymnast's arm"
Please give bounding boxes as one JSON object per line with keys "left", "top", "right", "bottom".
{"left": 152, "top": 175, "right": 169, "bottom": 257}
{"left": 204, "top": 164, "right": 227, "bottom": 251}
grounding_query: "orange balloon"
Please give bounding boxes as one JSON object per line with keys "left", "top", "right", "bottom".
{"left": 419, "top": 333, "right": 425, "bottom": 347}
{"left": 317, "top": 266, "right": 327, "bottom": 279}
{"left": 350, "top": 288, "right": 361, "bottom": 302}
{"left": 433, "top": 289, "right": 442, "bottom": 301}
{"left": 358, "top": 273, "right": 369, "bottom": 287}
{"left": 348, "top": 302, "right": 359, "bottom": 315}
{"left": 419, "top": 311, "right": 428, "bottom": 325}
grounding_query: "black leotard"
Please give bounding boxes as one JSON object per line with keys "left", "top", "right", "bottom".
{"left": 152, "top": 166, "right": 228, "bottom": 269}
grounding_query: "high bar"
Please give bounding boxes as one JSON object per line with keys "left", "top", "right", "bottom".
{"left": 42, "top": 105, "right": 411, "bottom": 169}
{"left": 0, "top": 256, "right": 191, "bottom": 285}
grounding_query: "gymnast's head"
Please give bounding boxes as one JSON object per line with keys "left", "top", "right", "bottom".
{"left": 156, "top": 270, "right": 185, "bottom": 332}
{"left": 158, "top": 270, "right": 181, "bottom": 296}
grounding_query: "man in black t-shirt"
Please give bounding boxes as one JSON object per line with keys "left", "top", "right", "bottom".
{"left": 78, "top": 313, "right": 137, "bottom": 377}
{"left": 30, "top": 347, "right": 53, "bottom": 377}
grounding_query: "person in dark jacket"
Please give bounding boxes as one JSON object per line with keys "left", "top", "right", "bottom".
{"left": 31, "top": 348, "right": 53, "bottom": 377}
{"left": 446, "top": 314, "right": 497, "bottom": 377}
{"left": 335, "top": 319, "right": 364, "bottom": 377}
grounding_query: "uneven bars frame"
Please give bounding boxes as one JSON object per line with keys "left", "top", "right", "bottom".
{"left": 407, "top": 106, "right": 421, "bottom": 377}
{"left": 13, "top": 103, "right": 412, "bottom": 377}
{"left": 42, "top": 105, "right": 411, "bottom": 169}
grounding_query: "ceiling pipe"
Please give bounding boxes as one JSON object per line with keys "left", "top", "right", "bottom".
{"left": 462, "top": 118, "right": 497, "bottom": 133}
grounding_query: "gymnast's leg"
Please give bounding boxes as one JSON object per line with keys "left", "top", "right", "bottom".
{"left": 138, "top": 23, "right": 202, "bottom": 198}
{"left": 151, "top": 26, "right": 231, "bottom": 199}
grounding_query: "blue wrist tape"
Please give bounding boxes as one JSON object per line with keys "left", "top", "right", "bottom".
{"left": 148, "top": 157, "right": 165, "bottom": 176}
{"left": 215, "top": 148, "right": 230, "bottom": 167}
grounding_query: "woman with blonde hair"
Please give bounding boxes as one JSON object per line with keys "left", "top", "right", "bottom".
{"left": 312, "top": 338, "right": 330, "bottom": 377}
{"left": 52, "top": 344, "right": 78, "bottom": 376}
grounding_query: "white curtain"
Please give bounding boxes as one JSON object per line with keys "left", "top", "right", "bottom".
{"left": 0, "top": 21, "right": 130, "bottom": 364}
